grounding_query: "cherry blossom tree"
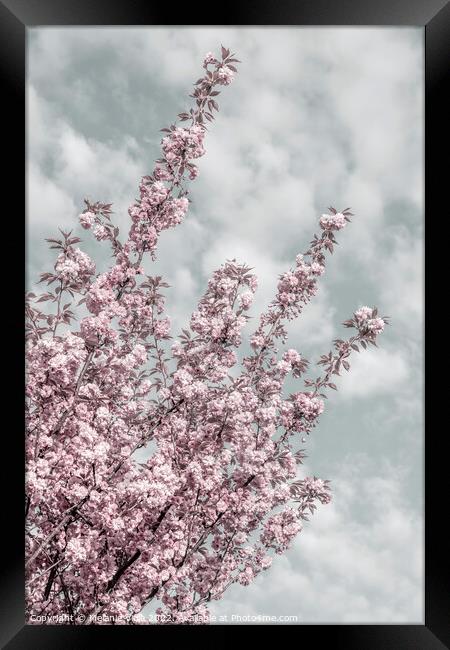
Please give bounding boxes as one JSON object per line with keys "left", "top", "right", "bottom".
{"left": 25, "top": 46, "right": 388, "bottom": 625}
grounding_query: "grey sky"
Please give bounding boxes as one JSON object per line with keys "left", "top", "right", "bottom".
{"left": 27, "top": 27, "right": 424, "bottom": 623}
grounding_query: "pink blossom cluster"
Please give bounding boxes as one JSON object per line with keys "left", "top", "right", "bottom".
{"left": 293, "top": 392, "right": 325, "bottom": 421}
{"left": 203, "top": 49, "right": 236, "bottom": 85}
{"left": 354, "top": 306, "right": 386, "bottom": 337}
{"left": 162, "top": 125, "right": 206, "bottom": 162}
{"left": 261, "top": 508, "right": 302, "bottom": 554}
{"left": 54, "top": 247, "right": 95, "bottom": 286}
{"left": 25, "top": 47, "right": 388, "bottom": 625}
{"left": 319, "top": 211, "right": 347, "bottom": 231}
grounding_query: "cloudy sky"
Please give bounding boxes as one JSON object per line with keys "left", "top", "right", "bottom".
{"left": 27, "top": 27, "right": 424, "bottom": 623}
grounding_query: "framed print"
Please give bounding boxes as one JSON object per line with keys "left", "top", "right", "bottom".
{"left": 1, "top": 0, "right": 448, "bottom": 646}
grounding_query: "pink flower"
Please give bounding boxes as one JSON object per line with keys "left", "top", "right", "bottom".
{"left": 366, "top": 317, "right": 385, "bottom": 333}
{"left": 79, "top": 210, "right": 95, "bottom": 229}
{"left": 154, "top": 317, "right": 171, "bottom": 339}
{"left": 216, "top": 499, "right": 228, "bottom": 513}
{"left": 354, "top": 306, "right": 373, "bottom": 323}
{"left": 93, "top": 225, "right": 109, "bottom": 241}
{"left": 283, "top": 348, "right": 302, "bottom": 365}
{"left": 261, "top": 509, "right": 302, "bottom": 554}
{"left": 298, "top": 477, "right": 332, "bottom": 505}
{"left": 238, "top": 291, "right": 254, "bottom": 309}
{"left": 250, "top": 334, "right": 265, "bottom": 349}
{"left": 310, "top": 262, "right": 325, "bottom": 276}
{"left": 237, "top": 566, "right": 254, "bottom": 586}
{"left": 319, "top": 212, "right": 347, "bottom": 231}
{"left": 293, "top": 392, "right": 325, "bottom": 421}
{"left": 217, "top": 65, "right": 234, "bottom": 85}
{"left": 55, "top": 248, "right": 95, "bottom": 285}
{"left": 203, "top": 52, "right": 216, "bottom": 66}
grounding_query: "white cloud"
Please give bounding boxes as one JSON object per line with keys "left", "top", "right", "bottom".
{"left": 336, "top": 346, "right": 409, "bottom": 399}
{"left": 377, "top": 232, "right": 424, "bottom": 336}
{"left": 28, "top": 162, "right": 77, "bottom": 230}
{"left": 28, "top": 82, "right": 144, "bottom": 233}
{"left": 286, "top": 287, "right": 337, "bottom": 350}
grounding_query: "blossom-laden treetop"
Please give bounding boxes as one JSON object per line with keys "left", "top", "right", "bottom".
{"left": 25, "top": 46, "right": 388, "bottom": 625}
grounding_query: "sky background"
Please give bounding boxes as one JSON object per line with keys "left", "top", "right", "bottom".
{"left": 27, "top": 27, "right": 424, "bottom": 623}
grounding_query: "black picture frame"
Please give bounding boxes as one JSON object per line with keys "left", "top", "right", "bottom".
{"left": 2, "top": 1, "right": 447, "bottom": 646}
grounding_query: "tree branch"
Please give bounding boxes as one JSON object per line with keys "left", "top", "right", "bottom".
{"left": 106, "top": 549, "right": 141, "bottom": 593}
